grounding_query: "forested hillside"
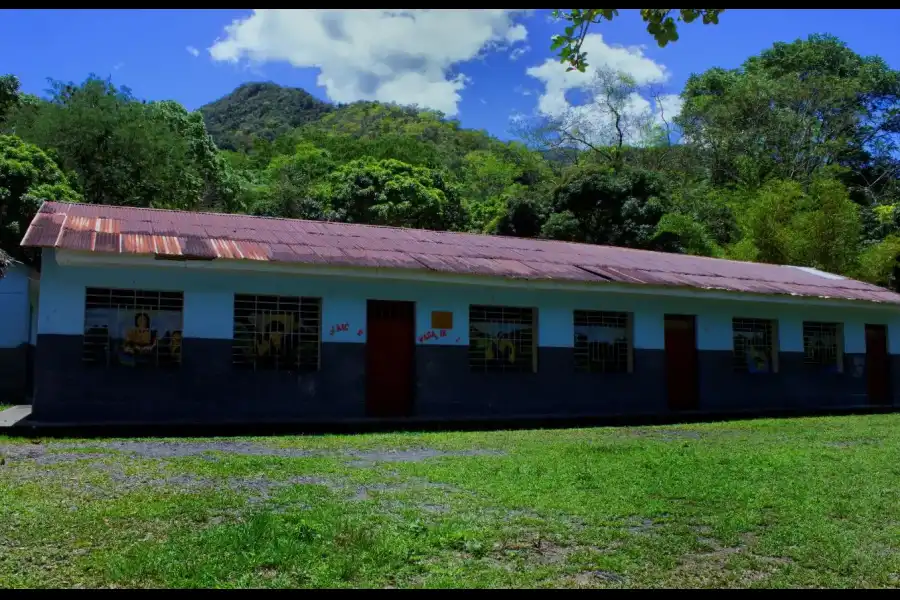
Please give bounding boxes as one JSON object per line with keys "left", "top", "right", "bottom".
{"left": 2, "top": 34, "right": 900, "bottom": 288}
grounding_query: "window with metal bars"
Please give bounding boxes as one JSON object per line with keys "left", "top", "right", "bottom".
{"left": 232, "top": 294, "right": 321, "bottom": 372}
{"left": 469, "top": 305, "right": 536, "bottom": 373}
{"left": 803, "top": 321, "right": 842, "bottom": 372}
{"left": 83, "top": 288, "right": 183, "bottom": 368}
{"left": 573, "top": 310, "right": 632, "bottom": 373}
{"left": 732, "top": 318, "right": 777, "bottom": 373}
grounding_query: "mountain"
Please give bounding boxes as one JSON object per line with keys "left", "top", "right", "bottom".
{"left": 199, "top": 82, "right": 333, "bottom": 151}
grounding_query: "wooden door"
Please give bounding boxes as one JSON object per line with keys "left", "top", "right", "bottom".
{"left": 366, "top": 300, "right": 415, "bottom": 418}
{"left": 665, "top": 314, "right": 699, "bottom": 410}
{"left": 865, "top": 324, "right": 890, "bottom": 405}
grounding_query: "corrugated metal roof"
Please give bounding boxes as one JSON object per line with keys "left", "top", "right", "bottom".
{"left": 19, "top": 201, "right": 900, "bottom": 305}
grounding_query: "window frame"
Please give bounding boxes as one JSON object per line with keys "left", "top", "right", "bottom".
{"left": 732, "top": 317, "right": 779, "bottom": 374}
{"left": 573, "top": 309, "right": 633, "bottom": 374}
{"left": 82, "top": 287, "right": 184, "bottom": 369}
{"left": 232, "top": 293, "right": 322, "bottom": 373}
{"left": 802, "top": 321, "right": 843, "bottom": 373}
{"left": 468, "top": 304, "right": 538, "bottom": 374}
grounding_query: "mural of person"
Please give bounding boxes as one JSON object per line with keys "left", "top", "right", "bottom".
{"left": 123, "top": 312, "right": 157, "bottom": 355}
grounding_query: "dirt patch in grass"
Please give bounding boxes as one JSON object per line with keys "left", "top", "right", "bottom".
{"left": 665, "top": 532, "right": 795, "bottom": 587}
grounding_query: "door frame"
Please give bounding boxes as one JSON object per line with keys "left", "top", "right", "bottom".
{"left": 864, "top": 323, "right": 891, "bottom": 406}
{"left": 365, "top": 299, "right": 416, "bottom": 418}
{"left": 664, "top": 313, "right": 699, "bottom": 411}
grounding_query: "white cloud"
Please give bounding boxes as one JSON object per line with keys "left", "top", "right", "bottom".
{"left": 208, "top": 9, "right": 529, "bottom": 117}
{"left": 112, "top": 62, "right": 124, "bottom": 71}
{"left": 525, "top": 32, "right": 681, "bottom": 145}
{"left": 655, "top": 93, "right": 684, "bottom": 124}
{"left": 513, "top": 85, "right": 533, "bottom": 97}
{"left": 186, "top": 46, "right": 200, "bottom": 57}
{"left": 509, "top": 45, "right": 530, "bottom": 61}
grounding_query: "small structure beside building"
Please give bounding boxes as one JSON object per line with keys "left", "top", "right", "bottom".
{"left": 0, "top": 253, "right": 38, "bottom": 404}
{"left": 17, "top": 201, "right": 900, "bottom": 425}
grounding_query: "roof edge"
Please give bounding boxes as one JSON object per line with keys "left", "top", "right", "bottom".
{"left": 52, "top": 247, "right": 900, "bottom": 311}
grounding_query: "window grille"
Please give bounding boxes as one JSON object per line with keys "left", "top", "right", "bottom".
{"left": 83, "top": 288, "right": 183, "bottom": 368}
{"left": 803, "top": 321, "right": 841, "bottom": 372}
{"left": 233, "top": 294, "right": 321, "bottom": 372}
{"left": 469, "top": 305, "right": 536, "bottom": 373}
{"left": 574, "top": 310, "right": 631, "bottom": 373}
{"left": 732, "top": 318, "right": 776, "bottom": 373}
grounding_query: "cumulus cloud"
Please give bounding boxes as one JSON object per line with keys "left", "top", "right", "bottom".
{"left": 525, "top": 33, "right": 681, "bottom": 145}
{"left": 186, "top": 46, "right": 200, "bottom": 57}
{"left": 208, "top": 9, "right": 529, "bottom": 116}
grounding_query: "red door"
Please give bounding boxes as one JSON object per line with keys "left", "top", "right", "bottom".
{"left": 366, "top": 300, "right": 415, "bottom": 418}
{"left": 665, "top": 314, "right": 699, "bottom": 410}
{"left": 865, "top": 324, "right": 890, "bottom": 405}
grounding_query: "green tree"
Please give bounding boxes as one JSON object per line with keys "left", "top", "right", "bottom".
{"left": 730, "top": 176, "right": 861, "bottom": 274}
{"left": 541, "top": 165, "right": 675, "bottom": 250}
{"left": 855, "top": 236, "right": 900, "bottom": 290}
{"left": 324, "top": 158, "right": 465, "bottom": 231}
{"left": 0, "top": 134, "right": 81, "bottom": 269}
{"left": 251, "top": 142, "right": 334, "bottom": 219}
{"left": 10, "top": 75, "right": 235, "bottom": 212}
{"left": 0, "top": 75, "right": 22, "bottom": 127}
{"left": 552, "top": 9, "right": 724, "bottom": 72}
{"left": 677, "top": 35, "right": 900, "bottom": 190}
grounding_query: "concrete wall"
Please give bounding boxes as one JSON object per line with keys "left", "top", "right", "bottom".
{"left": 0, "top": 263, "right": 35, "bottom": 402}
{"left": 33, "top": 248, "right": 900, "bottom": 423}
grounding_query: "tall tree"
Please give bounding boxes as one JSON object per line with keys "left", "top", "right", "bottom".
{"left": 324, "top": 157, "right": 465, "bottom": 231}
{"left": 541, "top": 164, "right": 675, "bottom": 250}
{"left": 0, "top": 134, "right": 81, "bottom": 270}
{"left": 0, "top": 75, "right": 22, "bottom": 127}
{"left": 519, "top": 67, "right": 664, "bottom": 169}
{"left": 677, "top": 35, "right": 900, "bottom": 193}
{"left": 9, "top": 75, "right": 236, "bottom": 212}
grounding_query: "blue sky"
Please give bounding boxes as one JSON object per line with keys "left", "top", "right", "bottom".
{"left": 2, "top": 9, "right": 900, "bottom": 141}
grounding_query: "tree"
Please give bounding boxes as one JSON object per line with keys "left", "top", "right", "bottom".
{"left": 251, "top": 142, "right": 334, "bottom": 220}
{"left": 541, "top": 164, "right": 675, "bottom": 250}
{"left": 0, "top": 134, "right": 81, "bottom": 270}
{"left": 519, "top": 67, "right": 663, "bottom": 169}
{"left": 855, "top": 236, "right": 900, "bottom": 290}
{"left": 9, "top": 75, "right": 235, "bottom": 212}
{"left": 730, "top": 176, "right": 861, "bottom": 275}
{"left": 324, "top": 158, "right": 465, "bottom": 231}
{"left": 0, "top": 75, "right": 22, "bottom": 127}
{"left": 552, "top": 9, "right": 724, "bottom": 72}
{"left": 677, "top": 35, "right": 900, "bottom": 191}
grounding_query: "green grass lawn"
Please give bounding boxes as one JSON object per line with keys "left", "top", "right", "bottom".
{"left": 1, "top": 414, "right": 899, "bottom": 588}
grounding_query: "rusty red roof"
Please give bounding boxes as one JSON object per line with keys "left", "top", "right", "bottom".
{"left": 20, "top": 201, "right": 900, "bottom": 305}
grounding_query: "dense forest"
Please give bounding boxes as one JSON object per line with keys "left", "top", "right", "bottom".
{"left": 2, "top": 34, "right": 900, "bottom": 289}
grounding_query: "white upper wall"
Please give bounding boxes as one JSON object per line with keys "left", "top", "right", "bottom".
{"left": 36, "top": 249, "right": 900, "bottom": 355}
{"left": 0, "top": 262, "right": 34, "bottom": 348}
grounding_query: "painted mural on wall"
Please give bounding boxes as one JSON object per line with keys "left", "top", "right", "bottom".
{"left": 83, "top": 308, "right": 182, "bottom": 367}
{"left": 233, "top": 312, "right": 319, "bottom": 370}
{"left": 469, "top": 321, "right": 533, "bottom": 369}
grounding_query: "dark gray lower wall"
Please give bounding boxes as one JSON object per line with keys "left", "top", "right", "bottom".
{"left": 415, "top": 346, "right": 668, "bottom": 418}
{"left": 698, "top": 352, "right": 873, "bottom": 412}
{"left": 0, "top": 344, "right": 32, "bottom": 404}
{"left": 33, "top": 335, "right": 366, "bottom": 423}
{"left": 32, "top": 334, "right": 899, "bottom": 424}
